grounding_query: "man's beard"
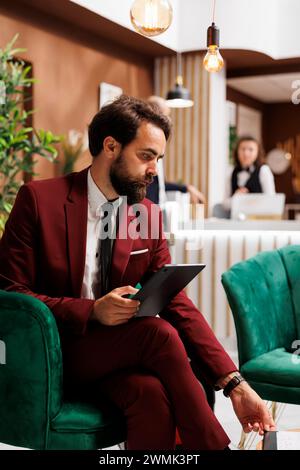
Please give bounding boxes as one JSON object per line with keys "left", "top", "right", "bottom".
{"left": 110, "top": 154, "right": 153, "bottom": 205}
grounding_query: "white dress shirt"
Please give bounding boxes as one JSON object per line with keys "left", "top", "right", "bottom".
{"left": 157, "top": 158, "right": 167, "bottom": 206}
{"left": 81, "top": 169, "right": 120, "bottom": 300}
{"left": 223, "top": 164, "right": 275, "bottom": 209}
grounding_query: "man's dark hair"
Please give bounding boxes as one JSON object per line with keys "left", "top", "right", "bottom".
{"left": 88, "top": 94, "right": 171, "bottom": 157}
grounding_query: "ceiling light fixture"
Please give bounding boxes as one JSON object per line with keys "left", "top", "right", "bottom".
{"left": 130, "top": 0, "right": 173, "bottom": 37}
{"left": 166, "top": 53, "right": 194, "bottom": 108}
{"left": 203, "top": 0, "right": 224, "bottom": 73}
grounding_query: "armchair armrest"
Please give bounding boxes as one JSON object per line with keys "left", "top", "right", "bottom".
{"left": 0, "top": 290, "right": 63, "bottom": 449}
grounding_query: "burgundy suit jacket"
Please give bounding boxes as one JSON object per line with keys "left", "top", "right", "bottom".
{"left": 0, "top": 166, "right": 236, "bottom": 384}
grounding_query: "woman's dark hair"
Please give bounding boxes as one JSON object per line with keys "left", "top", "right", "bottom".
{"left": 88, "top": 94, "right": 171, "bottom": 157}
{"left": 233, "top": 135, "right": 264, "bottom": 168}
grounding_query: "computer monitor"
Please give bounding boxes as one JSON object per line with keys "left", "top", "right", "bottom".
{"left": 230, "top": 193, "right": 286, "bottom": 220}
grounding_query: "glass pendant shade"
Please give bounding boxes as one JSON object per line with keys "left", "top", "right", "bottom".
{"left": 130, "top": 0, "right": 173, "bottom": 37}
{"left": 166, "top": 76, "right": 194, "bottom": 108}
{"left": 203, "top": 45, "right": 224, "bottom": 72}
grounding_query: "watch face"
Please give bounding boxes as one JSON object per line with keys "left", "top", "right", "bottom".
{"left": 266, "top": 148, "right": 291, "bottom": 175}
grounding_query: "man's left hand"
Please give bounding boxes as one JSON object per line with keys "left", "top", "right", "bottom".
{"left": 230, "top": 381, "right": 276, "bottom": 435}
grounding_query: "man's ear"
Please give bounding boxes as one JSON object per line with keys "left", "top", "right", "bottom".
{"left": 103, "top": 136, "right": 121, "bottom": 157}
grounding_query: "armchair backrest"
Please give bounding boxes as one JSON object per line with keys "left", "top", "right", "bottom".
{"left": 0, "top": 290, "right": 63, "bottom": 449}
{"left": 222, "top": 247, "right": 298, "bottom": 367}
{"left": 279, "top": 245, "right": 300, "bottom": 337}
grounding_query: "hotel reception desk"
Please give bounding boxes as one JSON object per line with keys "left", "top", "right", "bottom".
{"left": 167, "top": 219, "right": 300, "bottom": 342}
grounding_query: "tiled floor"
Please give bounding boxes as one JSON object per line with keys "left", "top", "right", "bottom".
{"left": 1, "top": 347, "right": 300, "bottom": 450}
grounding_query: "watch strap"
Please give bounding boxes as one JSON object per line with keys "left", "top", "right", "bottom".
{"left": 223, "top": 373, "right": 245, "bottom": 397}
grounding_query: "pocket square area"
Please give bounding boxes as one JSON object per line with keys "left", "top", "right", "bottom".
{"left": 130, "top": 249, "right": 149, "bottom": 255}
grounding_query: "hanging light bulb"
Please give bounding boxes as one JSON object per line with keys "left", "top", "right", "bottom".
{"left": 130, "top": 0, "right": 173, "bottom": 37}
{"left": 203, "top": 0, "right": 224, "bottom": 73}
{"left": 166, "top": 53, "right": 194, "bottom": 108}
{"left": 203, "top": 23, "right": 224, "bottom": 72}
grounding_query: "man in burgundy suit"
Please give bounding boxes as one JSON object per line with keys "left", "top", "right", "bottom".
{"left": 0, "top": 95, "right": 275, "bottom": 450}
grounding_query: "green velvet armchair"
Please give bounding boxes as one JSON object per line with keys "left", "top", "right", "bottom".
{"left": 222, "top": 244, "right": 300, "bottom": 405}
{"left": 0, "top": 290, "right": 126, "bottom": 449}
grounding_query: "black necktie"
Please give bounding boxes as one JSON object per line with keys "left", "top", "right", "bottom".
{"left": 98, "top": 199, "right": 119, "bottom": 297}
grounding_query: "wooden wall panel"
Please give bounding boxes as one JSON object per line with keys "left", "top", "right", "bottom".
{"left": 155, "top": 52, "right": 208, "bottom": 200}
{"left": 0, "top": 11, "right": 153, "bottom": 179}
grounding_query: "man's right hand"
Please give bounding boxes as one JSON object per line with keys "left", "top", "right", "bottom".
{"left": 91, "top": 286, "right": 140, "bottom": 326}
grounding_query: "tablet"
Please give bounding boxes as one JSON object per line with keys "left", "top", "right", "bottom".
{"left": 132, "top": 263, "right": 206, "bottom": 317}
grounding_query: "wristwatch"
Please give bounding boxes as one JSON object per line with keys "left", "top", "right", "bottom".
{"left": 223, "top": 373, "right": 245, "bottom": 397}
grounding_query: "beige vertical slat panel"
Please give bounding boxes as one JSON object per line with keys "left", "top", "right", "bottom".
{"left": 193, "top": 54, "right": 201, "bottom": 193}
{"left": 205, "top": 71, "right": 210, "bottom": 212}
{"left": 154, "top": 57, "right": 160, "bottom": 96}
{"left": 169, "top": 56, "right": 177, "bottom": 182}
{"left": 155, "top": 52, "right": 210, "bottom": 196}
{"left": 190, "top": 55, "right": 196, "bottom": 188}
{"left": 161, "top": 56, "right": 169, "bottom": 97}
{"left": 161, "top": 56, "right": 170, "bottom": 179}
{"left": 185, "top": 54, "right": 192, "bottom": 186}
{"left": 200, "top": 59, "right": 208, "bottom": 200}
{"left": 177, "top": 107, "right": 183, "bottom": 183}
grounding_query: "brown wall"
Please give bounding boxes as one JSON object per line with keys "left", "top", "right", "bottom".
{"left": 263, "top": 102, "right": 300, "bottom": 152}
{"left": 263, "top": 102, "right": 300, "bottom": 202}
{"left": 0, "top": 10, "right": 153, "bottom": 179}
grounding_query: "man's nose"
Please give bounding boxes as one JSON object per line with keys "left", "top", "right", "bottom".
{"left": 147, "top": 160, "right": 158, "bottom": 176}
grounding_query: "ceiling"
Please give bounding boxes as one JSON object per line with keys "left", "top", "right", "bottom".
{"left": 227, "top": 72, "right": 300, "bottom": 103}
{"left": 72, "top": 0, "right": 300, "bottom": 60}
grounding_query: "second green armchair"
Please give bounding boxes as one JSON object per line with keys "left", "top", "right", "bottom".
{"left": 222, "top": 244, "right": 300, "bottom": 406}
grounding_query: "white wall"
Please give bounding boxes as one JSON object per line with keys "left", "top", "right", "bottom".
{"left": 208, "top": 67, "right": 228, "bottom": 211}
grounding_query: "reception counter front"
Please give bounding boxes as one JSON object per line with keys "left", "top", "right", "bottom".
{"left": 168, "top": 219, "right": 300, "bottom": 342}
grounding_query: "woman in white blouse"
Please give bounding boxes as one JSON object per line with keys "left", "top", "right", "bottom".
{"left": 223, "top": 135, "right": 275, "bottom": 211}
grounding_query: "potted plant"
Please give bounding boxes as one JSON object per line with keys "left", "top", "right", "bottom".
{"left": 0, "top": 35, "right": 61, "bottom": 235}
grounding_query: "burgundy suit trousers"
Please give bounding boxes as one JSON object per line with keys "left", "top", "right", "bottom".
{"left": 62, "top": 316, "right": 230, "bottom": 450}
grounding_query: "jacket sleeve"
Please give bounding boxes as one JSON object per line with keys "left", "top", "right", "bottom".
{"left": 148, "top": 210, "right": 237, "bottom": 385}
{"left": 165, "top": 181, "right": 187, "bottom": 193}
{"left": 0, "top": 184, "right": 94, "bottom": 336}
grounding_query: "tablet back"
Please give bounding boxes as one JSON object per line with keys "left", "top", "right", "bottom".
{"left": 134, "top": 264, "right": 205, "bottom": 317}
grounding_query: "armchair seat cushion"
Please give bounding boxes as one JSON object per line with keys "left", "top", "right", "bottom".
{"left": 51, "top": 401, "right": 124, "bottom": 433}
{"left": 241, "top": 348, "right": 300, "bottom": 387}
{"left": 48, "top": 401, "right": 126, "bottom": 449}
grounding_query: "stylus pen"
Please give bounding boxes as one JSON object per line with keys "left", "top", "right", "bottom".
{"left": 127, "top": 282, "right": 142, "bottom": 299}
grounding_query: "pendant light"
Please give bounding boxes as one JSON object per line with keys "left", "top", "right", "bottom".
{"left": 166, "top": 53, "right": 194, "bottom": 108}
{"left": 203, "top": 0, "right": 224, "bottom": 72}
{"left": 130, "top": 0, "right": 173, "bottom": 37}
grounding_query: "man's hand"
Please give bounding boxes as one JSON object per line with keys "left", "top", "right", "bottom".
{"left": 91, "top": 286, "right": 140, "bottom": 326}
{"left": 187, "top": 184, "right": 206, "bottom": 204}
{"left": 229, "top": 381, "right": 276, "bottom": 435}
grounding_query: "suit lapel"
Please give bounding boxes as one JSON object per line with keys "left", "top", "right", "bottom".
{"left": 65, "top": 167, "right": 89, "bottom": 297}
{"left": 64, "top": 167, "right": 140, "bottom": 294}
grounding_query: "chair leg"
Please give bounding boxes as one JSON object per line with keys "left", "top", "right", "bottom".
{"left": 271, "top": 401, "right": 277, "bottom": 421}
{"left": 238, "top": 430, "right": 247, "bottom": 450}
